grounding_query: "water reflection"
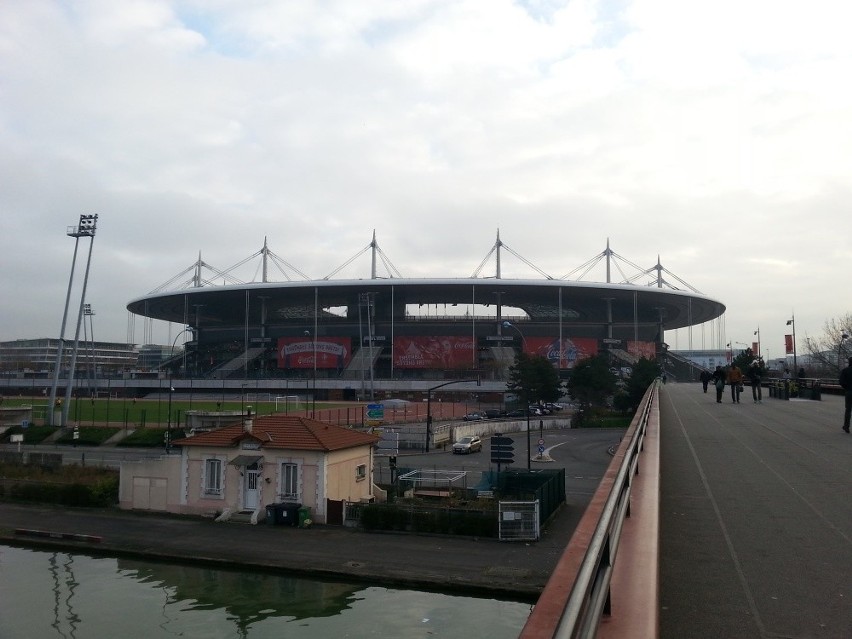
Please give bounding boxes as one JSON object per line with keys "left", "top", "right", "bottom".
{"left": 48, "top": 551, "right": 81, "bottom": 639}
{"left": 0, "top": 545, "right": 530, "bottom": 639}
{"left": 117, "top": 558, "right": 360, "bottom": 627}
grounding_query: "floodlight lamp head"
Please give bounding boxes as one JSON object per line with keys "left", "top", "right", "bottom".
{"left": 78, "top": 214, "right": 98, "bottom": 236}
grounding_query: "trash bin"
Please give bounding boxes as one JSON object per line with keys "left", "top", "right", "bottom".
{"left": 280, "top": 502, "right": 301, "bottom": 527}
{"left": 266, "top": 503, "right": 285, "bottom": 525}
{"left": 298, "top": 506, "right": 312, "bottom": 528}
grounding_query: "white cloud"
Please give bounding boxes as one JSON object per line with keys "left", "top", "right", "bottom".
{"left": 1, "top": 0, "right": 851, "bottom": 353}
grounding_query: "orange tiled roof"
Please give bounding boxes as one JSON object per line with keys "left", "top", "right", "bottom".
{"left": 174, "top": 415, "right": 380, "bottom": 452}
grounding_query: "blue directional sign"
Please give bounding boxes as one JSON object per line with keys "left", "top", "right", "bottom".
{"left": 366, "top": 403, "right": 384, "bottom": 418}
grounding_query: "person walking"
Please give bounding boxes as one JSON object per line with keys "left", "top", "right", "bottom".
{"left": 840, "top": 356, "right": 852, "bottom": 433}
{"left": 712, "top": 365, "right": 726, "bottom": 403}
{"left": 727, "top": 364, "right": 744, "bottom": 403}
{"left": 700, "top": 369, "right": 711, "bottom": 393}
{"left": 747, "top": 360, "right": 763, "bottom": 403}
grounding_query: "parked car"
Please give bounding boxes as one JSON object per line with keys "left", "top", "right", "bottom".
{"left": 484, "top": 408, "right": 503, "bottom": 419}
{"left": 452, "top": 435, "right": 482, "bottom": 454}
{"left": 506, "top": 409, "right": 526, "bottom": 417}
{"left": 462, "top": 413, "right": 485, "bottom": 421}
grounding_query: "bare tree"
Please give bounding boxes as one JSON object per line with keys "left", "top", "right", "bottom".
{"left": 802, "top": 313, "right": 852, "bottom": 377}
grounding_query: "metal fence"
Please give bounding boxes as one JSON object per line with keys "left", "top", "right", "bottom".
{"left": 498, "top": 500, "right": 540, "bottom": 541}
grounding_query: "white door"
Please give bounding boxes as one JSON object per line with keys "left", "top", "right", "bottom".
{"left": 244, "top": 468, "right": 260, "bottom": 511}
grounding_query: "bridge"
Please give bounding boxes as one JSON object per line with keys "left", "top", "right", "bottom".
{"left": 523, "top": 381, "right": 851, "bottom": 638}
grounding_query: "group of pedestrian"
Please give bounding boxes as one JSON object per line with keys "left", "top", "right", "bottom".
{"left": 702, "top": 358, "right": 852, "bottom": 435}
{"left": 706, "top": 360, "right": 764, "bottom": 404}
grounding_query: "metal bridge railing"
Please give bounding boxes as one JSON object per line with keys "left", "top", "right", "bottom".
{"left": 520, "top": 380, "right": 659, "bottom": 639}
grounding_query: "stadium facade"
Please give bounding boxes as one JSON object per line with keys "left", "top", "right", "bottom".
{"left": 125, "top": 235, "right": 726, "bottom": 396}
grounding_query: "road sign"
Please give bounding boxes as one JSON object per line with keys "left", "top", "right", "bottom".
{"left": 366, "top": 403, "right": 384, "bottom": 419}
{"left": 366, "top": 403, "right": 384, "bottom": 426}
{"left": 490, "top": 435, "right": 515, "bottom": 464}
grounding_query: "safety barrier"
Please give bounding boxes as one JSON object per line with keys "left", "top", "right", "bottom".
{"left": 520, "top": 381, "right": 659, "bottom": 639}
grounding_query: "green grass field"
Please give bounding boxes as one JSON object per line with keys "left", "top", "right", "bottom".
{"left": 0, "top": 395, "right": 315, "bottom": 428}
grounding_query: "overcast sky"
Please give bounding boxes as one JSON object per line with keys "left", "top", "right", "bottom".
{"left": 2, "top": 0, "right": 851, "bottom": 364}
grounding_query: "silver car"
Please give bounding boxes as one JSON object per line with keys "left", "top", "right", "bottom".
{"left": 452, "top": 435, "right": 482, "bottom": 454}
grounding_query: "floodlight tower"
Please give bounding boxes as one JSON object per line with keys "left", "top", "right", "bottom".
{"left": 61, "top": 215, "right": 98, "bottom": 427}
{"left": 47, "top": 214, "right": 98, "bottom": 426}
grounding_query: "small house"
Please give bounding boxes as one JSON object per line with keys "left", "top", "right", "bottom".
{"left": 119, "top": 414, "right": 380, "bottom": 524}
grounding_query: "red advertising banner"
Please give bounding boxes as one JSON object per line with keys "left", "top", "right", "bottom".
{"left": 393, "top": 336, "right": 475, "bottom": 369}
{"left": 752, "top": 342, "right": 759, "bottom": 354}
{"left": 627, "top": 340, "right": 657, "bottom": 360}
{"left": 784, "top": 334, "right": 794, "bottom": 355}
{"left": 523, "top": 337, "right": 598, "bottom": 369}
{"left": 277, "top": 337, "right": 351, "bottom": 369}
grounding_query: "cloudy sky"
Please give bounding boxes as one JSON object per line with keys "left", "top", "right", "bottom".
{"left": 2, "top": 0, "right": 851, "bottom": 364}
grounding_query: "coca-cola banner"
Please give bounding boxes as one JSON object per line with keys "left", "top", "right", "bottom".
{"left": 277, "top": 337, "right": 351, "bottom": 369}
{"left": 393, "top": 336, "right": 475, "bottom": 369}
{"left": 523, "top": 337, "right": 598, "bottom": 369}
{"left": 627, "top": 340, "right": 656, "bottom": 360}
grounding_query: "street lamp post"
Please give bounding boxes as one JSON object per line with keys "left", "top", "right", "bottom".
{"left": 786, "top": 316, "right": 797, "bottom": 374}
{"left": 502, "top": 321, "right": 527, "bottom": 351}
{"left": 425, "top": 379, "right": 480, "bottom": 453}
{"left": 166, "top": 384, "right": 175, "bottom": 453}
{"left": 170, "top": 327, "right": 193, "bottom": 377}
{"left": 164, "top": 327, "right": 193, "bottom": 453}
{"left": 304, "top": 330, "right": 316, "bottom": 417}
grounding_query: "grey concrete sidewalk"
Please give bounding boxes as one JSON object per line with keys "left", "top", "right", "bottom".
{"left": 0, "top": 499, "right": 574, "bottom": 600}
{"left": 658, "top": 383, "right": 851, "bottom": 638}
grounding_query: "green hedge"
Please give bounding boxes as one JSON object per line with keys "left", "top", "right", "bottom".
{"left": 2, "top": 425, "right": 57, "bottom": 445}
{"left": 55, "top": 427, "right": 120, "bottom": 447}
{"left": 4, "top": 477, "right": 119, "bottom": 507}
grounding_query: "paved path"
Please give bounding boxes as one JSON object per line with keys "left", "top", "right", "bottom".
{"left": 0, "top": 429, "right": 621, "bottom": 602}
{"left": 659, "top": 383, "right": 851, "bottom": 638}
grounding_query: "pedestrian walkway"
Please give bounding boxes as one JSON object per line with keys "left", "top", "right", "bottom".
{"left": 658, "top": 383, "right": 851, "bottom": 638}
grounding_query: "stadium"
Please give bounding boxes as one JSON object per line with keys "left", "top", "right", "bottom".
{"left": 126, "top": 233, "right": 725, "bottom": 398}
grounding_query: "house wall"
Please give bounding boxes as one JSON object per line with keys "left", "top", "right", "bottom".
{"left": 119, "top": 443, "right": 375, "bottom": 524}
{"left": 267, "top": 450, "right": 322, "bottom": 518}
{"left": 182, "top": 451, "right": 243, "bottom": 517}
{"left": 119, "top": 455, "right": 183, "bottom": 513}
{"left": 325, "top": 446, "right": 374, "bottom": 502}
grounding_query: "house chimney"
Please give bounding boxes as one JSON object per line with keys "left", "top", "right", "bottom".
{"left": 244, "top": 406, "right": 253, "bottom": 433}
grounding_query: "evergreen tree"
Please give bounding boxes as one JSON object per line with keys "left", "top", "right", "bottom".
{"left": 566, "top": 354, "right": 617, "bottom": 412}
{"left": 506, "top": 353, "right": 563, "bottom": 407}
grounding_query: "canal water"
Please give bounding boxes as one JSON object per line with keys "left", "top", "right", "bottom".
{"left": 0, "top": 544, "right": 531, "bottom": 638}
